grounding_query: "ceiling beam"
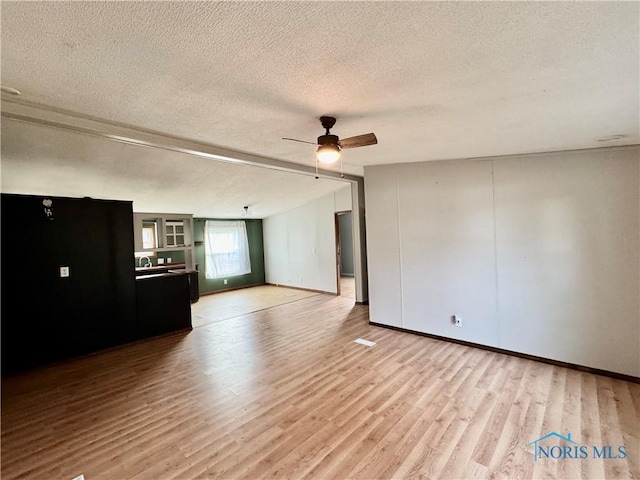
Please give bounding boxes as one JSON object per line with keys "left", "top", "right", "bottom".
{"left": 1, "top": 97, "right": 362, "bottom": 183}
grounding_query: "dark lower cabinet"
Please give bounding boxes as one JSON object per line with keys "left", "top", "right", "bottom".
{"left": 1, "top": 193, "right": 194, "bottom": 376}
{"left": 136, "top": 273, "right": 192, "bottom": 339}
{"left": 188, "top": 271, "right": 199, "bottom": 303}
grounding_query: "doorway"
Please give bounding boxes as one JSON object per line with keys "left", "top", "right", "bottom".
{"left": 335, "top": 211, "right": 355, "bottom": 299}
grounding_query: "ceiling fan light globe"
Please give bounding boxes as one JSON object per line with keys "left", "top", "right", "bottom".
{"left": 316, "top": 144, "right": 341, "bottom": 164}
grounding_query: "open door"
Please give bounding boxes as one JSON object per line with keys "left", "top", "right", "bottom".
{"left": 335, "top": 211, "right": 355, "bottom": 300}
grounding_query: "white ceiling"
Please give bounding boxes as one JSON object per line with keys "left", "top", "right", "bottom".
{"left": 1, "top": 1, "right": 638, "bottom": 217}
{"left": 0, "top": 119, "right": 350, "bottom": 218}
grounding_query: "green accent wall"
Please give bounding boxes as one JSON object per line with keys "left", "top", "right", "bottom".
{"left": 194, "top": 218, "right": 265, "bottom": 294}
{"left": 156, "top": 250, "right": 186, "bottom": 264}
{"left": 134, "top": 250, "right": 186, "bottom": 268}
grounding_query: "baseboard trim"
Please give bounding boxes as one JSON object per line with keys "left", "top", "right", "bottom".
{"left": 369, "top": 322, "right": 640, "bottom": 384}
{"left": 265, "top": 282, "right": 334, "bottom": 295}
{"left": 199, "top": 282, "right": 266, "bottom": 296}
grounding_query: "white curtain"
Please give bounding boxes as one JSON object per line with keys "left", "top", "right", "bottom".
{"left": 204, "top": 220, "right": 251, "bottom": 279}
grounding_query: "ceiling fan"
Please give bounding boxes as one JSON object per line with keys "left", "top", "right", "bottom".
{"left": 283, "top": 116, "right": 377, "bottom": 177}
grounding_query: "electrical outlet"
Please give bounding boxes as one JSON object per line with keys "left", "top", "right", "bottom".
{"left": 60, "top": 266, "right": 70, "bottom": 278}
{"left": 158, "top": 258, "right": 165, "bottom": 264}
{"left": 223, "top": 279, "right": 227, "bottom": 285}
{"left": 167, "top": 257, "right": 172, "bottom": 263}
{"left": 452, "top": 315, "right": 462, "bottom": 327}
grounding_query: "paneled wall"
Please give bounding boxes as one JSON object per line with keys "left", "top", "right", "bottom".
{"left": 364, "top": 146, "right": 639, "bottom": 376}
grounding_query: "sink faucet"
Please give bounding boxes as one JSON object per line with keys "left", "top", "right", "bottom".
{"left": 139, "top": 256, "right": 152, "bottom": 268}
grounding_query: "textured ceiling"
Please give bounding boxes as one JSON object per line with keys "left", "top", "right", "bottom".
{"left": 1, "top": 1, "right": 638, "bottom": 216}
{"left": 0, "top": 119, "right": 349, "bottom": 218}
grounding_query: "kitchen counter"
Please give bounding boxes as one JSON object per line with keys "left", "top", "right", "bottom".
{"left": 135, "top": 267, "right": 199, "bottom": 303}
{"left": 135, "top": 263, "right": 186, "bottom": 275}
{"left": 135, "top": 268, "right": 194, "bottom": 280}
{"left": 136, "top": 270, "right": 192, "bottom": 338}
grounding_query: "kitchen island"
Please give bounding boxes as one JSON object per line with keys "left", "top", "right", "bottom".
{"left": 136, "top": 270, "right": 193, "bottom": 339}
{"left": 136, "top": 264, "right": 199, "bottom": 303}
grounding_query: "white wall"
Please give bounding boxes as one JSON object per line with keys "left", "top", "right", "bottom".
{"left": 264, "top": 186, "right": 352, "bottom": 293}
{"left": 365, "top": 146, "right": 639, "bottom": 377}
{"left": 334, "top": 185, "right": 352, "bottom": 212}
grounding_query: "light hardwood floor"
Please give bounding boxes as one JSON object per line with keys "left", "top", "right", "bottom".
{"left": 192, "top": 285, "right": 320, "bottom": 328}
{"left": 340, "top": 276, "right": 355, "bottom": 300}
{"left": 1, "top": 293, "right": 638, "bottom": 480}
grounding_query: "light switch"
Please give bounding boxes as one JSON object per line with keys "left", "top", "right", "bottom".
{"left": 60, "top": 266, "right": 70, "bottom": 278}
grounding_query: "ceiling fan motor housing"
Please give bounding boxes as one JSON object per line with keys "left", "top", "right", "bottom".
{"left": 317, "top": 134, "right": 340, "bottom": 146}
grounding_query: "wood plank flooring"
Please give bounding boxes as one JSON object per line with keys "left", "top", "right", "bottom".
{"left": 340, "top": 276, "right": 355, "bottom": 300}
{"left": 192, "top": 285, "right": 320, "bottom": 328}
{"left": 2, "top": 293, "right": 638, "bottom": 480}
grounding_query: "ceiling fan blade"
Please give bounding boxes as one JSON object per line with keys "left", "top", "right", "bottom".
{"left": 282, "top": 137, "right": 318, "bottom": 145}
{"left": 338, "top": 133, "right": 377, "bottom": 149}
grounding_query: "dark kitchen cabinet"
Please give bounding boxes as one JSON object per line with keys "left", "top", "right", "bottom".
{"left": 1, "top": 194, "right": 137, "bottom": 375}
{"left": 136, "top": 272, "right": 192, "bottom": 339}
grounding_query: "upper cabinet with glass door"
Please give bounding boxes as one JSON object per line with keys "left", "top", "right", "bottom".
{"left": 165, "top": 220, "right": 185, "bottom": 247}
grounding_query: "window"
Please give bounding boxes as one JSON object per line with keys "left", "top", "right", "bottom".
{"left": 142, "top": 221, "right": 158, "bottom": 249}
{"left": 204, "top": 220, "right": 251, "bottom": 279}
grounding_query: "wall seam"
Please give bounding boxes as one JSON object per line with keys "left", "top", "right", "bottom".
{"left": 396, "top": 173, "right": 405, "bottom": 328}
{"left": 491, "top": 159, "right": 501, "bottom": 348}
